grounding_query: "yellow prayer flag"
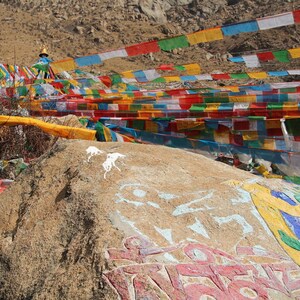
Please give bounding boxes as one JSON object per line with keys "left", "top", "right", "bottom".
{"left": 121, "top": 71, "right": 135, "bottom": 78}
{"left": 141, "top": 104, "right": 154, "bottom": 110}
{"left": 176, "top": 120, "right": 204, "bottom": 131}
{"left": 164, "top": 76, "right": 181, "bottom": 82}
{"left": 224, "top": 86, "right": 240, "bottom": 92}
{"left": 0, "top": 68, "right": 6, "bottom": 78}
{"left": 103, "top": 125, "right": 113, "bottom": 142}
{"left": 205, "top": 103, "right": 220, "bottom": 112}
{"left": 229, "top": 95, "right": 256, "bottom": 103}
{"left": 186, "top": 27, "right": 223, "bottom": 45}
{"left": 8, "top": 65, "right": 15, "bottom": 73}
{"left": 50, "top": 58, "right": 76, "bottom": 74}
{"left": 265, "top": 119, "right": 281, "bottom": 129}
{"left": 69, "top": 80, "right": 79, "bottom": 86}
{"left": 145, "top": 120, "right": 158, "bottom": 132}
{"left": 248, "top": 72, "right": 268, "bottom": 79}
{"left": 242, "top": 131, "right": 258, "bottom": 141}
{"left": 85, "top": 88, "right": 92, "bottom": 95}
{"left": 283, "top": 102, "right": 298, "bottom": 110}
{"left": 87, "top": 103, "right": 98, "bottom": 110}
{"left": 156, "top": 91, "right": 165, "bottom": 97}
{"left": 288, "top": 48, "right": 300, "bottom": 58}
{"left": 263, "top": 139, "right": 276, "bottom": 150}
{"left": 0, "top": 115, "right": 96, "bottom": 140}
{"left": 184, "top": 63, "right": 201, "bottom": 75}
{"left": 138, "top": 111, "right": 164, "bottom": 118}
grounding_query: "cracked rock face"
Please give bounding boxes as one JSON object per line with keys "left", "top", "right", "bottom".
{"left": 0, "top": 141, "right": 120, "bottom": 299}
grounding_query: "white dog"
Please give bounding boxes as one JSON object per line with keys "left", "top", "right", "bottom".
{"left": 102, "top": 153, "right": 126, "bottom": 179}
{"left": 86, "top": 146, "right": 103, "bottom": 162}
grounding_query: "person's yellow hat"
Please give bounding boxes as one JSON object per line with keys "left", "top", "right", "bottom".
{"left": 39, "top": 46, "right": 49, "bottom": 57}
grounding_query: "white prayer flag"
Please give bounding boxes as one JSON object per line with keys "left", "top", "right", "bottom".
{"left": 242, "top": 55, "right": 261, "bottom": 68}
{"left": 98, "top": 49, "right": 128, "bottom": 61}
{"left": 257, "top": 12, "right": 294, "bottom": 30}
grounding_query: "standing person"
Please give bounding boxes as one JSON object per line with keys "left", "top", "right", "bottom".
{"left": 33, "top": 46, "right": 53, "bottom": 79}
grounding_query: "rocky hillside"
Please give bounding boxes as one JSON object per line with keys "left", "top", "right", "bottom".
{"left": 0, "top": 0, "right": 299, "bottom": 74}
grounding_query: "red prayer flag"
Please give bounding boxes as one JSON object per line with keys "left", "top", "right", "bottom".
{"left": 125, "top": 41, "right": 160, "bottom": 56}
{"left": 230, "top": 133, "right": 244, "bottom": 146}
{"left": 250, "top": 103, "right": 267, "bottom": 111}
{"left": 294, "top": 136, "right": 300, "bottom": 141}
{"left": 99, "top": 76, "right": 112, "bottom": 87}
{"left": 133, "top": 91, "right": 143, "bottom": 97}
{"left": 257, "top": 52, "right": 275, "bottom": 61}
{"left": 166, "top": 89, "right": 186, "bottom": 95}
{"left": 50, "top": 82, "right": 64, "bottom": 89}
{"left": 267, "top": 128, "right": 283, "bottom": 136}
{"left": 293, "top": 10, "right": 300, "bottom": 23}
{"left": 157, "top": 64, "right": 175, "bottom": 71}
{"left": 211, "top": 73, "right": 231, "bottom": 80}
{"left": 118, "top": 104, "right": 129, "bottom": 111}
{"left": 233, "top": 120, "right": 250, "bottom": 130}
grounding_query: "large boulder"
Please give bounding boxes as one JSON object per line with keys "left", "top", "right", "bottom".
{"left": 0, "top": 140, "right": 299, "bottom": 299}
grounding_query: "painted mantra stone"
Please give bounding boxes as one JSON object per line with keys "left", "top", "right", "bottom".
{"left": 103, "top": 236, "right": 300, "bottom": 299}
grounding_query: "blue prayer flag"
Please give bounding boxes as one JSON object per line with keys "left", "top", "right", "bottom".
{"left": 221, "top": 21, "right": 259, "bottom": 36}
{"left": 75, "top": 55, "right": 102, "bottom": 67}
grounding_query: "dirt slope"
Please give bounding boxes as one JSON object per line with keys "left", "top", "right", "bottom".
{"left": 0, "top": 0, "right": 299, "bottom": 74}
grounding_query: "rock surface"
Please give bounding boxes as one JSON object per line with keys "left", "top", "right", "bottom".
{"left": 0, "top": 140, "right": 300, "bottom": 298}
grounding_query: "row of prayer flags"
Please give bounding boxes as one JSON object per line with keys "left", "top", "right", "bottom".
{"left": 106, "top": 69, "right": 300, "bottom": 84}
{"left": 229, "top": 47, "right": 300, "bottom": 67}
{"left": 49, "top": 10, "right": 300, "bottom": 73}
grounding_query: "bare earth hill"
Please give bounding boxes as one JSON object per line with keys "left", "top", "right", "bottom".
{"left": 0, "top": 0, "right": 299, "bottom": 74}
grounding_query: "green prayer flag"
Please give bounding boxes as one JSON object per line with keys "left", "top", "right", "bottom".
{"left": 79, "top": 118, "right": 88, "bottom": 126}
{"left": 77, "top": 103, "right": 87, "bottom": 110}
{"left": 111, "top": 74, "right": 122, "bottom": 85}
{"left": 204, "top": 96, "right": 229, "bottom": 103}
{"left": 285, "top": 118, "right": 300, "bottom": 135}
{"left": 124, "top": 91, "right": 134, "bottom": 97}
{"left": 281, "top": 88, "right": 296, "bottom": 93}
{"left": 200, "top": 129, "right": 215, "bottom": 141}
{"left": 158, "top": 35, "right": 189, "bottom": 51}
{"left": 273, "top": 50, "right": 290, "bottom": 62}
{"left": 174, "top": 65, "right": 186, "bottom": 71}
{"left": 267, "top": 103, "right": 283, "bottom": 110}
{"left": 17, "top": 86, "right": 28, "bottom": 96}
{"left": 132, "top": 120, "right": 145, "bottom": 130}
{"left": 246, "top": 140, "right": 262, "bottom": 148}
{"left": 91, "top": 89, "right": 100, "bottom": 96}
{"left": 152, "top": 117, "right": 175, "bottom": 121}
{"left": 190, "top": 104, "right": 206, "bottom": 112}
{"left": 230, "top": 73, "right": 250, "bottom": 79}
{"left": 152, "top": 77, "right": 166, "bottom": 83}
{"left": 95, "top": 122, "right": 106, "bottom": 141}
{"left": 32, "top": 63, "right": 49, "bottom": 72}
{"left": 248, "top": 116, "right": 265, "bottom": 120}
{"left": 34, "top": 79, "right": 45, "bottom": 84}
{"left": 130, "top": 104, "right": 142, "bottom": 111}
